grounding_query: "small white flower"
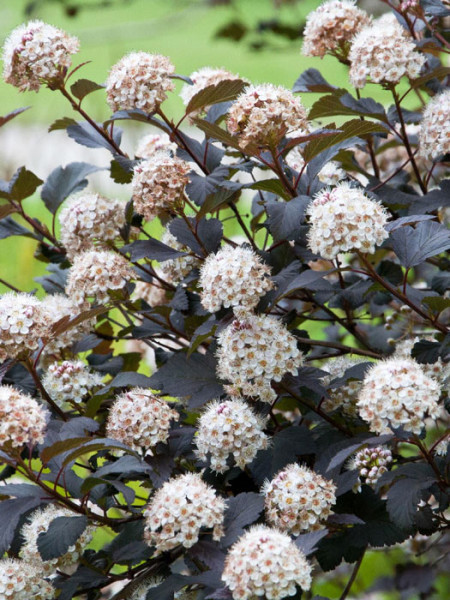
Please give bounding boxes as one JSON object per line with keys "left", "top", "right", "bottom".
{"left": 0, "top": 558, "right": 54, "bottom": 599}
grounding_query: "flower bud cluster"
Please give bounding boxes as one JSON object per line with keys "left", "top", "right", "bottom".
{"left": 199, "top": 246, "right": 273, "bottom": 313}
{"left": 21, "top": 504, "right": 95, "bottom": 573}
{"left": 135, "top": 133, "right": 177, "bottom": 159}
{"left": 418, "top": 89, "right": 450, "bottom": 160}
{"left": 0, "top": 386, "right": 48, "bottom": 450}
{"left": 286, "top": 146, "right": 345, "bottom": 186}
{"left": 322, "top": 356, "right": 366, "bottom": 416}
{"left": 160, "top": 230, "right": 201, "bottom": 284}
{"left": 0, "top": 293, "right": 49, "bottom": 361}
{"left": 195, "top": 397, "right": 269, "bottom": 472}
{"left": 262, "top": 463, "right": 336, "bottom": 534}
{"left": 131, "top": 153, "right": 191, "bottom": 222}
{"left": 3, "top": 20, "right": 79, "bottom": 92}
{"left": 106, "top": 52, "right": 175, "bottom": 113}
{"left": 217, "top": 312, "right": 303, "bottom": 403}
{"left": 181, "top": 66, "right": 242, "bottom": 108}
{"left": 59, "top": 193, "right": 126, "bottom": 260}
{"left": 106, "top": 388, "right": 179, "bottom": 451}
{"left": 306, "top": 182, "right": 389, "bottom": 259}
{"left": 302, "top": 0, "right": 371, "bottom": 58}
{"left": 0, "top": 558, "right": 54, "bottom": 599}
{"left": 222, "top": 525, "right": 312, "bottom": 600}
{"left": 227, "top": 84, "right": 309, "bottom": 150}
{"left": 65, "top": 250, "right": 134, "bottom": 307}
{"left": 349, "top": 14, "right": 425, "bottom": 88}
{"left": 349, "top": 446, "right": 392, "bottom": 492}
{"left": 42, "top": 360, "right": 103, "bottom": 410}
{"left": 357, "top": 359, "right": 441, "bottom": 434}
{"left": 143, "top": 473, "right": 226, "bottom": 553}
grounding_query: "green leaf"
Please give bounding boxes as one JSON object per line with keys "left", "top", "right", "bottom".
{"left": 41, "top": 162, "right": 103, "bottom": 214}
{"left": 70, "top": 78, "right": 104, "bottom": 102}
{"left": 185, "top": 78, "right": 246, "bottom": 115}
{"left": 0, "top": 167, "right": 43, "bottom": 201}
{"left": 194, "top": 118, "right": 249, "bottom": 151}
{"left": 37, "top": 516, "right": 88, "bottom": 560}
{"left": 48, "top": 116, "right": 77, "bottom": 132}
{"left": 422, "top": 296, "right": 450, "bottom": 314}
{"left": 249, "top": 179, "right": 290, "bottom": 200}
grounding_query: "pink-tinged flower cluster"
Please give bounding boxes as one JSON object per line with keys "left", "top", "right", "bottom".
{"left": 0, "top": 558, "right": 54, "bottom": 599}
{"left": 195, "top": 397, "right": 269, "bottom": 472}
{"left": 160, "top": 230, "right": 200, "bottom": 284}
{"left": 199, "top": 246, "right": 273, "bottom": 313}
{"left": 222, "top": 525, "right": 312, "bottom": 600}
{"left": 135, "top": 133, "right": 177, "bottom": 159}
{"left": 349, "top": 14, "right": 425, "bottom": 88}
{"left": 357, "top": 359, "right": 441, "bottom": 434}
{"left": 227, "top": 84, "right": 309, "bottom": 150}
{"left": 143, "top": 473, "right": 226, "bottom": 553}
{"left": 21, "top": 504, "right": 95, "bottom": 574}
{"left": 106, "top": 388, "right": 179, "bottom": 451}
{"left": 131, "top": 153, "right": 191, "bottom": 222}
{"left": 106, "top": 52, "right": 175, "bottom": 113}
{"left": 418, "top": 89, "right": 450, "bottom": 160}
{"left": 306, "top": 182, "right": 389, "bottom": 259}
{"left": 302, "top": 0, "right": 371, "bottom": 58}
{"left": 394, "top": 336, "right": 450, "bottom": 388}
{"left": 2, "top": 20, "right": 79, "bottom": 92}
{"left": 42, "top": 360, "right": 103, "bottom": 410}
{"left": 65, "top": 250, "right": 135, "bottom": 307}
{"left": 262, "top": 463, "right": 336, "bottom": 534}
{"left": 59, "top": 193, "right": 126, "bottom": 260}
{"left": 349, "top": 446, "right": 392, "bottom": 492}
{"left": 0, "top": 386, "right": 48, "bottom": 450}
{"left": 217, "top": 312, "right": 304, "bottom": 403}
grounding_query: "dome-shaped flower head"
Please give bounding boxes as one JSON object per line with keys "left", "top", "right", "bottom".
{"left": 394, "top": 336, "right": 450, "bottom": 388}
{"left": 2, "top": 20, "right": 79, "bottom": 92}
{"left": 42, "top": 360, "right": 103, "bottom": 410}
{"left": 0, "top": 386, "right": 48, "bottom": 451}
{"left": 0, "top": 558, "right": 54, "bottom": 599}
{"left": 322, "top": 356, "right": 368, "bottom": 416}
{"left": 349, "top": 14, "right": 425, "bottom": 88}
{"left": 222, "top": 525, "right": 312, "bottom": 600}
{"left": 59, "top": 193, "right": 126, "bottom": 260}
{"left": 216, "top": 312, "right": 304, "bottom": 403}
{"left": 21, "top": 504, "right": 95, "bottom": 574}
{"left": 135, "top": 133, "right": 177, "bottom": 159}
{"left": 0, "top": 293, "right": 49, "bottom": 361}
{"left": 262, "top": 463, "right": 336, "bottom": 534}
{"left": 306, "top": 182, "right": 389, "bottom": 259}
{"left": 159, "top": 230, "right": 201, "bottom": 284}
{"left": 357, "top": 358, "right": 441, "bottom": 434}
{"left": 227, "top": 84, "right": 309, "bottom": 150}
{"left": 143, "top": 473, "right": 226, "bottom": 553}
{"left": 302, "top": 0, "right": 371, "bottom": 59}
{"left": 195, "top": 397, "right": 269, "bottom": 472}
{"left": 199, "top": 246, "right": 273, "bottom": 313}
{"left": 131, "top": 153, "right": 191, "bottom": 222}
{"left": 106, "top": 388, "right": 179, "bottom": 452}
{"left": 106, "top": 52, "right": 175, "bottom": 113}
{"left": 418, "top": 89, "right": 450, "bottom": 160}
{"left": 65, "top": 250, "right": 135, "bottom": 308}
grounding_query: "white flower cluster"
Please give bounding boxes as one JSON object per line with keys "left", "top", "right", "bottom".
{"left": 302, "top": 0, "right": 371, "bottom": 58}
{"left": 434, "top": 437, "right": 449, "bottom": 457}
{"left": 135, "top": 133, "right": 177, "bottom": 159}
{"left": 2, "top": 20, "right": 79, "bottom": 92}
{"left": 350, "top": 446, "right": 392, "bottom": 492}
{"left": 106, "top": 388, "right": 179, "bottom": 451}
{"left": 322, "top": 356, "right": 367, "bottom": 416}
{"left": 160, "top": 230, "right": 201, "bottom": 284}
{"left": 395, "top": 337, "right": 449, "bottom": 389}
{"left": 200, "top": 246, "right": 273, "bottom": 313}
{"left": 181, "top": 66, "right": 242, "bottom": 107}
{"left": 0, "top": 386, "right": 48, "bottom": 450}
{"left": 227, "top": 84, "right": 309, "bottom": 150}
{"left": 65, "top": 250, "right": 135, "bottom": 307}
{"left": 306, "top": 183, "right": 389, "bottom": 259}
{"left": 349, "top": 14, "right": 425, "bottom": 88}
{"left": 40, "top": 294, "right": 94, "bottom": 359}
{"left": 21, "top": 504, "right": 94, "bottom": 574}
{"left": 59, "top": 193, "right": 126, "bottom": 260}
{"left": 217, "top": 313, "right": 304, "bottom": 403}
{"left": 133, "top": 280, "right": 167, "bottom": 307}
{"left": 42, "top": 360, "right": 103, "bottom": 410}
{"left": 131, "top": 153, "right": 191, "bottom": 222}
{"left": 0, "top": 293, "right": 49, "bottom": 361}
{"left": 222, "top": 525, "right": 312, "bottom": 600}
{"left": 195, "top": 397, "right": 269, "bottom": 472}
{"left": 106, "top": 52, "right": 175, "bottom": 113}
{"left": 357, "top": 359, "right": 441, "bottom": 434}
{"left": 0, "top": 558, "right": 53, "bottom": 600}
{"left": 286, "top": 146, "right": 345, "bottom": 186}
{"left": 419, "top": 89, "right": 450, "bottom": 160}
{"left": 143, "top": 473, "right": 226, "bottom": 553}
{"left": 262, "top": 463, "right": 336, "bottom": 534}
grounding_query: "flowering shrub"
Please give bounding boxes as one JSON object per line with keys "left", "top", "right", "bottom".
{"left": 0, "top": 1, "right": 449, "bottom": 598}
